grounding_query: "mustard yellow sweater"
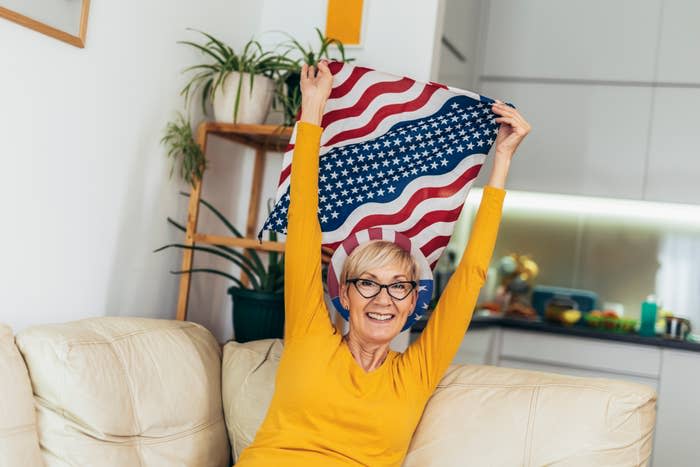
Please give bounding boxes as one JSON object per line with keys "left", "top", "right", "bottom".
{"left": 235, "top": 122, "right": 505, "bottom": 467}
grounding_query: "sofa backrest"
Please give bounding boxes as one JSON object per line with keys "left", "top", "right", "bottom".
{"left": 0, "top": 323, "right": 43, "bottom": 467}
{"left": 404, "top": 364, "right": 656, "bottom": 467}
{"left": 222, "top": 338, "right": 657, "bottom": 467}
{"left": 221, "top": 339, "right": 283, "bottom": 460}
{"left": 15, "top": 317, "right": 230, "bottom": 467}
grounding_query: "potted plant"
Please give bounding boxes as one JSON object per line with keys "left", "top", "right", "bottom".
{"left": 180, "top": 30, "right": 283, "bottom": 124}
{"left": 273, "top": 28, "right": 354, "bottom": 126}
{"left": 156, "top": 194, "right": 284, "bottom": 342}
{"left": 161, "top": 113, "right": 206, "bottom": 187}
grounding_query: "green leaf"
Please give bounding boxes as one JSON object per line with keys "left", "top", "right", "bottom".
{"left": 170, "top": 268, "right": 246, "bottom": 289}
{"left": 155, "top": 243, "right": 262, "bottom": 289}
{"left": 176, "top": 192, "right": 267, "bottom": 277}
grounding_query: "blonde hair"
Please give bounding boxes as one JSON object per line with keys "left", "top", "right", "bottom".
{"left": 340, "top": 240, "right": 418, "bottom": 285}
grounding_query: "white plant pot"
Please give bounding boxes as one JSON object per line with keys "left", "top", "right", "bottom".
{"left": 212, "top": 72, "right": 275, "bottom": 124}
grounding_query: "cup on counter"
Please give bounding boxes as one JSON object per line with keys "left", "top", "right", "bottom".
{"left": 663, "top": 316, "right": 692, "bottom": 340}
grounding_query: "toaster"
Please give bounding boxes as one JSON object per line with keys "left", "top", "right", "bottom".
{"left": 531, "top": 285, "right": 598, "bottom": 317}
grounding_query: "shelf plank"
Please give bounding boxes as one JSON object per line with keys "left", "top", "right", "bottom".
{"left": 199, "top": 122, "right": 293, "bottom": 151}
{"left": 194, "top": 233, "right": 285, "bottom": 252}
{"left": 193, "top": 233, "right": 333, "bottom": 263}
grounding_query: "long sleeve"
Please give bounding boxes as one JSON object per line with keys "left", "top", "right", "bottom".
{"left": 283, "top": 122, "right": 335, "bottom": 340}
{"left": 400, "top": 186, "right": 506, "bottom": 391}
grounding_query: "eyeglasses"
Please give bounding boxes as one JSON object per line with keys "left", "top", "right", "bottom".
{"left": 346, "top": 278, "right": 417, "bottom": 301}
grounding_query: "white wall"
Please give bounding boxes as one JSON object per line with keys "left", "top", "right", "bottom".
{"left": 0, "top": 0, "right": 445, "bottom": 343}
{"left": 258, "top": 0, "right": 444, "bottom": 81}
{"left": 0, "top": 0, "right": 263, "bottom": 335}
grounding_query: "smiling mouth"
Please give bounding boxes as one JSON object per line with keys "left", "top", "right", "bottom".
{"left": 366, "top": 312, "right": 395, "bottom": 322}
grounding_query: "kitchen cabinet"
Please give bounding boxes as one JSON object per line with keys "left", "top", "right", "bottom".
{"left": 437, "top": 0, "right": 482, "bottom": 90}
{"left": 644, "top": 88, "right": 700, "bottom": 204}
{"left": 481, "top": 0, "right": 660, "bottom": 82}
{"left": 479, "top": 81, "right": 652, "bottom": 199}
{"left": 652, "top": 348, "right": 700, "bottom": 467}
{"left": 655, "top": 0, "right": 700, "bottom": 84}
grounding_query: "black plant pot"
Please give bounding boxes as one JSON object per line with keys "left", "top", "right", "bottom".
{"left": 228, "top": 287, "right": 284, "bottom": 343}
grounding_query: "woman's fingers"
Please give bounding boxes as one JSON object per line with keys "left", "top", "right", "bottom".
{"left": 493, "top": 104, "right": 531, "bottom": 133}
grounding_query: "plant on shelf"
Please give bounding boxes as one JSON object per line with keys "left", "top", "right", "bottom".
{"left": 155, "top": 194, "right": 284, "bottom": 342}
{"left": 161, "top": 113, "right": 206, "bottom": 187}
{"left": 273, "top": 27, "right": 354, "bottom": 126}
{"left": 179, "top": 29, "right": 284, "bottom": 124}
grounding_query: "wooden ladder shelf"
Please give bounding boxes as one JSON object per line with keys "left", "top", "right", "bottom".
{"left": 176, "top": 122, "right": 293, "bottom": 321}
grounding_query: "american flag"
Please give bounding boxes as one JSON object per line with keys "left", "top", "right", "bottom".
{"left": 260, "top": 61, "right": 503, "bottom": 269}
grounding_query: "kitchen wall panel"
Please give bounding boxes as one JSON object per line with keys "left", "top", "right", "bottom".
{"left": 644, "top": 88, "right": 700, "bottom": 204}
{"left": 481, "top": 0, "right": 661, "bottom": 82}
{"left": 479, "top": 81, "right": 652, "bottom": 199}
{"left": 655, "top": 0, "right": 700, "bottom": 83}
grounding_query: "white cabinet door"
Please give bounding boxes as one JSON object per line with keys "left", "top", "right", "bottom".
{"left": 644, "top": 88, "right": 700, "bottom": 204}
{"left": 499, "top": 329, "right": 662, "bottom": 378}
{"left": 656, "top": 0, "right": 700, "bottom": 83}
{"left": 479, "top": 81, "right": 652, "bottom": 199}
{"left": 437, "top": 0, "right": 483, "bottom": 90}
{"left": 481, "top": 0, "right": 660, "bottom": 82}
{"left": 653, "top": 348, "right": 700, "bottom": 467}
{"left": 498, "top": 357, "right": 659, "bottom": 390}
{"left": 452, "top": 327, "right": 499, "bottom": 365}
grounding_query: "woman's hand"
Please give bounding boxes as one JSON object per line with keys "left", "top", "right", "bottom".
{"left": 491, "top": 101, "right": 531, "bottom": 160}
{"left": 299, "top": 60, "right": 333, "bottom": 126}
{"left": 486, "top": 100, "right": 531, "bottom": 189}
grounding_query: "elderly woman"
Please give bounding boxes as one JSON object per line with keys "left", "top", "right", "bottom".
{"left": 236, "top": 61, "right": 531, "bottom": 466}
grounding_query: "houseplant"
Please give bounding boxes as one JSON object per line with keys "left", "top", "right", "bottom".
{"left": 156, "top": 194, "right": 284, "bottom": 342}
{"left": 161, "top": 113, "right": 205, "bottom": 187}
{"left": 273, "top": 27, "right": 354, "bottom": 125}
{"left": 179, "top": 30, "right": 283, "bottom": 124}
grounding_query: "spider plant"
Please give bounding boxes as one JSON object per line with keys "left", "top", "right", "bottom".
{"left": 155, "top": 193, "right": 284, "bottom": 293}
{"left": 179, "top": 29, "right": 284, "bottom": 123}
{"left": 273, "top": 27, "right": 355, "bottom": 125}
{"left": 161, "top": 113, "right": 205, "bottom": 187}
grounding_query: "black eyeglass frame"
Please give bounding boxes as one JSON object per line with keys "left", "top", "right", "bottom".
{"left": 346, "top": 278, "right": 418, "bottom": 301}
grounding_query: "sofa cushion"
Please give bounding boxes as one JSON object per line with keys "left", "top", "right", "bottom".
{"left": 0, "top": 323, "right": 43, "bottom": 467}
{"left": 404, "top": 364, "right": 657, "bottom": 467}
{"left": 222, "top": 339, "right": 656, "bottom": 467}
{"left": 221, "top": 338, "right": 282, "bottom": 462}
{"left": 15, "top": 317, "right": 229, "bottom": 467}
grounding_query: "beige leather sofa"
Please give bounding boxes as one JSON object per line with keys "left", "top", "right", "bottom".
{"left": 1, "top": 317, "right": 657, "bottom": 467}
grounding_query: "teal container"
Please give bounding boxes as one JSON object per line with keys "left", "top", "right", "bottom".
{"left": 228, "top": 287, "right": 284, "bottom": 343}
{"left": 639, "top": 295, "right": 657, "bottom": 337}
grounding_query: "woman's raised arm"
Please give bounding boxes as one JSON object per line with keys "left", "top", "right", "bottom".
{"left": 401, "top": 100, "right": 530, "bottom": 390}
{"left": 283, "top": 62, "right": 336, "bottom": 339}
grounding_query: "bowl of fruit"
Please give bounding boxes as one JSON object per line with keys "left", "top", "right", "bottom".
{"left": 584, "top": 310, "right": 637, "bottom": 333}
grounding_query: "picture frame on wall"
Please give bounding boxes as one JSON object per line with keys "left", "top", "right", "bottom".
{"left": 325, "top": 0, "right": 367, "bottom": 48}
{"left": 0, "top": 0, "right": 90, "bottom": 48}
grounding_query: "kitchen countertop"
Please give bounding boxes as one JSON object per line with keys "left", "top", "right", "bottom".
{"left": 411, "top": 314, "right": 700, "bottom": 352}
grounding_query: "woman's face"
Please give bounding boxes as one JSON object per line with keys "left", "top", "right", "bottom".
{"left": 341, "top": 262, "right": 417, "bottom": 346}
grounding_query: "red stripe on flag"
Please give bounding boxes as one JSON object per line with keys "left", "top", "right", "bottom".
{"left": 328, "top": 61, "right": 345, "bottom": 74}
{"left": 322, "top": 163, "right": 482, "bottom": 251}
{"left": 324, "top": 85, "right": 442, "bottom": 147}
{"left": 278, "top": 164, "right": 291, "bottom": 187}
{"left": 428, "top": 81, "right": 449, "bottom": 90}
{"left": 322, "top": 78, "right": 415, "bottom": 128}
{"left": 330, "top": 66, "right": 373, "bottom": 99}
{"left": 420, "top": 235, "right": 451, "bottom": 258}
{"left": 400, "top": 205, "right": 464, "bottom": 238}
